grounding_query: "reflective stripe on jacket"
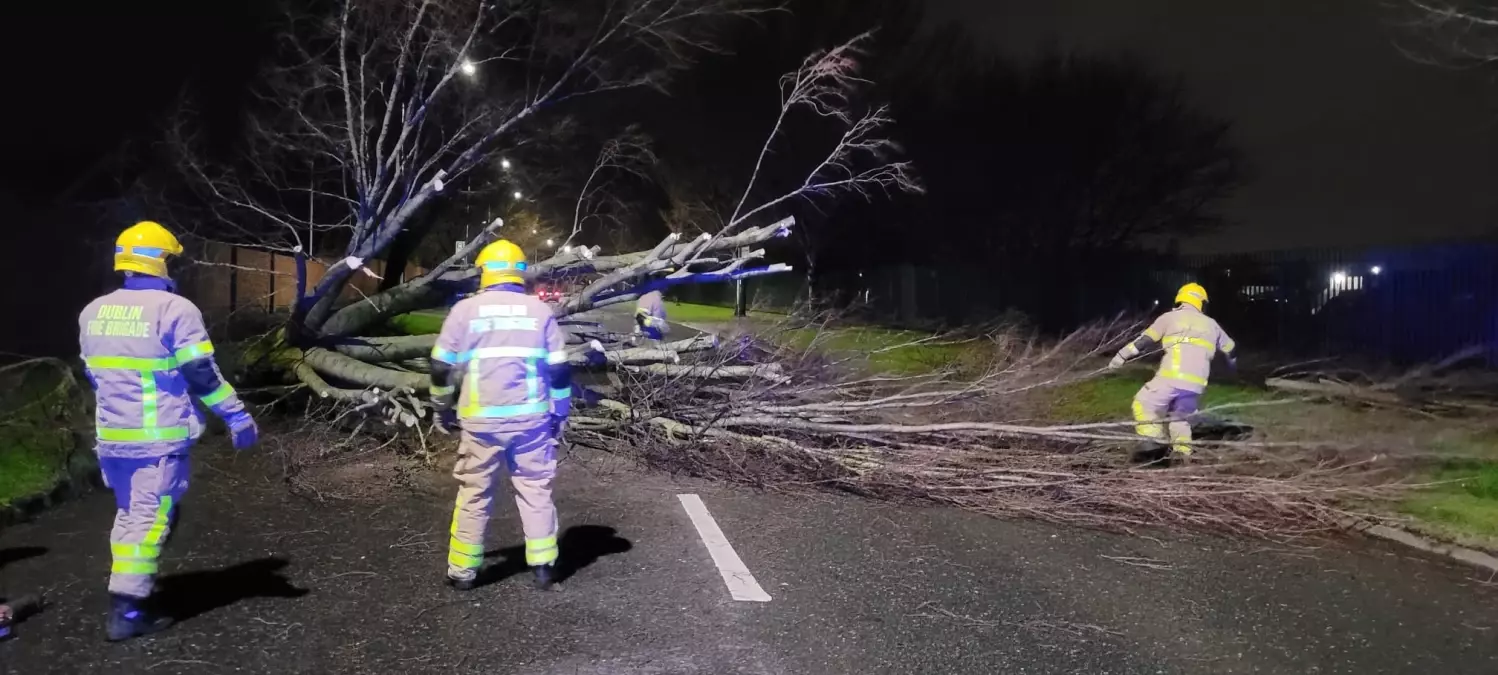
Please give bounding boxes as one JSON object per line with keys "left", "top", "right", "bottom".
{"left": 431, "top": 287, "right": 569, "bottom": 433}
{"left": 79, "top": 289, "right": 228, "bottom": 458}
{"left": 1135, "top": 306, "right": 1235, "bottom": 393}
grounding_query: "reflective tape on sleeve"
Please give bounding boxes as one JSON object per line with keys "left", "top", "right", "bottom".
{"left": 173, "top": 341, "right": 215, "bottom": 364}
{"left": 431, "top": 347, "right": 462, "bottom": 364}
{"left": 549, "top": 386, "right": 572, "bottom": 400}
{"left": 200, "top": 382, "right": 236, "bottom": 408}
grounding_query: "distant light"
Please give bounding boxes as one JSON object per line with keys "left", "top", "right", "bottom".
{"left": 459, "top": 59, "right": 477, "bottom": 76}
{"left": 1371, "top": 265, "right": 1382, "bottom": 275}
{"left": 1330, "top": 271, "right": 1347, "bottom": 285}
{"left": 546, "top": 238, "right": 555, "bottom": 247}
{"left": 512, "top": 191, "right": 523, "bottom": 200}
{"left": 532, "top": 228, "right": 538, "bottom": 234}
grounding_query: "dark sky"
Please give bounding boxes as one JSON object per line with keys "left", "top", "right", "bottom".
{"left": 929, "top": 0, "right": 1498, "bottom": 253}
{"left": 0, "top": 6, "right": 263, "bottom": 200}
{"left": 2, "top": 1, "right": 1495, "bottom": 256}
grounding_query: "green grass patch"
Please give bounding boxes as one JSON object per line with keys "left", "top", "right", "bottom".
{"left": 779, "top": 326, "right": 974, "bottom": 375}
{"left": 1398, "top": 460, "right": 1498, "bottom": 541}
{"left": 388, "top": 309, "right": 447, "bottom": 335}
{"left": 663, "top": 301, "right": 742, "bottom": 324}
{"left": 1045, "top": 370, "right": 1273, "bottom": 422}
{"left": 0, "top": 363, "right": 81, "bottom": 506}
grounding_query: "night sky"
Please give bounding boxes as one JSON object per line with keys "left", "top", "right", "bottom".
{"left": 2, "top": 1, "right": 1495, "bottom": 252}
{"left": 928, "top": 0, "right": 1498, "bottom": 253}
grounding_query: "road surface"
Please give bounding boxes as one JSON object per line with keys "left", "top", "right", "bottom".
{"left": 3, "top": 308, "right": 1496, "bottom": 674}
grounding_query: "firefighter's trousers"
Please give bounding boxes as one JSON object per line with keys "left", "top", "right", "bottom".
{"left": 100, "top": 454, "right": 189, "bottom": 598}
{"left": 1131, "top": 380, "right": 1201, "bottom": 455}
{"left": 447, "top": 426, "right": 559, "bottom": 580}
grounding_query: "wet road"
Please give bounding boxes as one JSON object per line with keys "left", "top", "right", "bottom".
{"left": 1, "top": 444, "right": 1496, "bottom": 674}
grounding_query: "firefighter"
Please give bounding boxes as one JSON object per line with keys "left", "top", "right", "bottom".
{"left": 1107, "top": 283, "right": 1236, "bottom": 461}
{"left": 430, "top": 239, "right": 572, "bottom": 591}
{"left": 79, "top": 221, "right": 259, "bottom": 641}
{"left": 634, "top": 290, "right": 669, "bottom": 342}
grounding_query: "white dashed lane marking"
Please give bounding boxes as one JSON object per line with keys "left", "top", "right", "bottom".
{"left": 677, "top": 493, "right": 772, "bottom": 602}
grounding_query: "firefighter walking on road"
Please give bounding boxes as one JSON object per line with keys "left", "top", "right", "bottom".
{"left": 79, "top": 221, "right": 259, "bottom": 641}
{"left": 1107, "top": 283, "right": 1237, "bottom": 462}
{"left": 430, "top": 239, "right": 572, "bottom": 591}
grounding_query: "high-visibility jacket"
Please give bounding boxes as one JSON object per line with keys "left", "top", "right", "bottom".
{"left": 635, "top": 291, "right": 668, "bottom": 338}
{"left": 1118, "top": 305, "right": 1236, "bottom": 393}
{"left": 431, "top": 285, "right": 571, "bottom": 433}
{"left": 79, "top": 282, "right": 246, "bottom": 458}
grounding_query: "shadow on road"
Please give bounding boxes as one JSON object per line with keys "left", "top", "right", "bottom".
{"left": 0, "top": 546, "right": 47, "bottom": 570}
{"left": 154, "top": 556, "right": 310, "bottom": 623}
{"left": 480, "top": 524, "right": 632, "bottom": 587}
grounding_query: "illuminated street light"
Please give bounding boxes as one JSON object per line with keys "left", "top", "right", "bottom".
{"left": 532, "top": 228, "right": 538, "bottom": 234}
{"left": 513, "top": 191, "right": 523, "bottom": 200}
{"left": 500, "top": 158, "right": 512, "bottom": 170}
{"left": 459, "top": 59, "right": 477, "bottom": 76}
{"left": 546, "top": 238, "right": 555, "bottom": 247}
{"left": 1330, "top": 271, "right": 1347, "bottom": 285}
{"left": 1370, "top": 265, "right": 1382, "bottom": 275}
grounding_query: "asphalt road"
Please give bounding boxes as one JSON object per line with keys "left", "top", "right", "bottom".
{"left": 4, "top": 309, "right": 1498, "bottom": 673}
{"left": 3, "top": 443, "right": 1497, "bottom": 675}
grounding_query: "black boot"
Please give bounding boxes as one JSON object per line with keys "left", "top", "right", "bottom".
{"left": 446, "top": 574, "right": 477, "bottom": 592}
{"left": 106, "top": 593, "right": 173, "bottom": 642}
{"left": 532, "top": 564, "right": 557, "bottom": 591}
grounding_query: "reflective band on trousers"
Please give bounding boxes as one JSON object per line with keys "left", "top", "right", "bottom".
{"left": 112, "top": 495, "right": 173, "bottom": 576}
{"left": 550, "top": 386, "right": 571, "bottom": 400}
{"left": 1131, "top": 399, "right": 1164, "bottom": 439}
{"left": 97, "top": 426, "right": 191, "bottom": 442}
{"left": 430, "top": 384, "right": 455, "bottom": 397}
{"left": 448, "top": 537, "right": 484, "bottom": 570}
{"left": 525, "top": 535, "right": 559, "bottom": 566}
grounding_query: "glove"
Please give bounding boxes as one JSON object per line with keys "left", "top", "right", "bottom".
{"left": 436, "top": 409, "right": 459, "bottom": 434}
{"left": 227, "top": 413, "right": 259, "bottom": 450}
{"left": 1107, "top": 354, "right": 1126, "bottom": 370}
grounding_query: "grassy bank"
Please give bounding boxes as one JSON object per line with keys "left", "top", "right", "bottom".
{"left": 0, "top": 361, "right": 84, "bottom": 507}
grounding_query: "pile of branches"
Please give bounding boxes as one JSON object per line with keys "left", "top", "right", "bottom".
{"left": 566, "top": 314, "right": 1411, "bottom": 538}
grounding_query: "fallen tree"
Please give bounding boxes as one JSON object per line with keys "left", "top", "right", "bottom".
{"left": 563, "top": 315, "right": 1415, "bottom": 538}
{"left": 167, "top": 0, "right": 916, "bottom": 414}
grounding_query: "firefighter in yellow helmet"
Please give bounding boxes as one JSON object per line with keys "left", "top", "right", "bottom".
{"left": 430, "top": 239, "right": 571, "bottom": 591}
{"left": 80, "top": 221, "right": 259, "bottom": 640}
{"left": 1107, "top": 283, "right": 1237, "bottom": 462}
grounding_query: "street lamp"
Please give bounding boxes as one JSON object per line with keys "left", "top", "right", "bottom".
{"left": 500, "top": 158, "right": 512, "bottom": 170}
{"left": 1330, "top": 271, "right": 1347, "bottom": 285}
{"left": 1370, "top": 265, "right": 1382, "bottom": 275}
{"left": 513, "top": 191, "right": 523, "bottom": 200}
{"left": 459, "top": 59, "right": 477, "bottom": 77}
{"left": 546, "top": 238, "right": 555, "bottom": 247}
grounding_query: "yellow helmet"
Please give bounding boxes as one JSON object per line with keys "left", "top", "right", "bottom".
{"left": 1175, "top": 282, "right": 1208, "bottom": 310}
{"left": 114, "top": 221, "right": 184, "bottom": 278}
{"left": 475, "top": 239, "right": 527, "bottom": 287}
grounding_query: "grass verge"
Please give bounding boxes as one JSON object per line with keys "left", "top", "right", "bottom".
{"left": 0, "top": 362, "right": 82, "bottom": 507}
